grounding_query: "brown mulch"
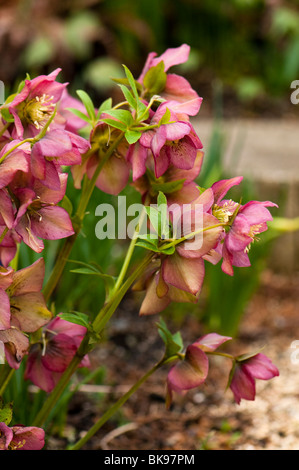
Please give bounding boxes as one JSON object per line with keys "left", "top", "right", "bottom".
{"left": 46, "top": 269, "right": 299, "bottom": 451}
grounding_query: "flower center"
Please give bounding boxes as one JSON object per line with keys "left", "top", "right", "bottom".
{"left": 21, "top": 94, "right": 55, "bottom": 129}
{"left": 212, "top": 200, "right": 238, "bottom": 224}
{"left": 244, "top": 223, "right": 263, "bottom": 253}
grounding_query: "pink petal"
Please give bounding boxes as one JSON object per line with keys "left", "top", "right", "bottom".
{"left": 212, "top": 176, "right": 243, "bottom": 204}
{"left": 89, "top": 154, "right": 130, "bottom": 195}
{"left": 151, "top": 44, "right": 190, "bottom": 72}
{"left": 163, "top": 74, "right": 202, "bottom": 116}
{"left": 243, "top": 353, "right": 279, "bottom": 380}
{"left": 10, "top": 426, "right": 45, "bottom": 450}
{"left": 168, "top": 344, "right": 209, "bottom": 392}
{"left": 230, "top": 365, "right": 256, "bottom": 404}
{"left": 194, "top": 333, "right": 232, "bottom": 352}
{"left": 0, "top": 289, "right": 11, "bottom": 330}
{"left": 31, "top": 206, "right": 74, "bottom": 240}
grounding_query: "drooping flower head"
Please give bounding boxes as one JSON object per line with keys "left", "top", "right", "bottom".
{"left": 229, "top": 352, "right": 279, "bottom": 404}
{"left": 25, "top": 316, "right": 90, "bottom": 392}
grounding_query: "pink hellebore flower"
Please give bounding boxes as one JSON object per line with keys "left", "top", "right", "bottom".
{"left": 166, "top": 333, "right": 232, "bottom": 407}
{"left": 138, "top": 43, "right": 202, "bottom": 117}
{"left": 7, "top": 68, "right": 67, "bottom": 139}
{"left": 0, "top": 141, "right": 30, "bottom": 189}
{"left": 25, "top": 317, "right": 90, "bottom": 393}
{"left": 12, "top": 173, "right": 74, "bottom": 253}
{"left": 229, "top": 353, "right": 279, "bottom": 405}
{"left": 0, "top": 422, "right": 45, "bottom": 450}
{"left": 139, "top": 103, "right": 203, "bottom": 178}
{"left": 30, "top": 128, "right": 90, "bottom": 189}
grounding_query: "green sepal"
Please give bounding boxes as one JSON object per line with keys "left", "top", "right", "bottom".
{"left": 156, "top": 317, "right": 183, "bottom": 359}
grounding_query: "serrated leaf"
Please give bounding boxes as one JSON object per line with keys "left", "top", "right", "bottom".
{"left": 156, "top": 318, "right": 183, "bottom": 358}
{"left": 76, "top": 90, "right": 96, "bottom": 122}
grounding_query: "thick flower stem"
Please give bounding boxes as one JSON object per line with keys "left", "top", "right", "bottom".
{"left": 42, "top": 132, "right": 125, "bottom": 303}
{"left": 68, "top": 355, "right": 177, "bottom": 450}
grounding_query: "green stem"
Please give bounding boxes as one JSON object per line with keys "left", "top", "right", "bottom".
{"left": 68, "top": 355, "right": 178, "bottom": 450}
{"left": 42, "top": 132, "right": 125, "bottom": 302}
{"left": 161, "top": 222, "right": 227, "bottom": 251}
{"left": 0, "top": 227, "right": 8, "bottom": 245}
{"left": 0, "top": 365, "right": 14, "bottom": 396}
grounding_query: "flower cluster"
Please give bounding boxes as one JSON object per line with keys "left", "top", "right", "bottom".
{"left": 0, "top": 69, "right": 90, "bottom": 260}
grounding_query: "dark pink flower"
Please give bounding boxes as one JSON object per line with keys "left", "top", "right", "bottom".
{"left": 166, "top": 333, "right": 231, "bottom": 407}
{"left": 25, "top": 316, "right": 90, "bottom": 392}
{"left": 12, "top": 173, "right": 74, "bottom": 252}
{"left": 139, "top": 103, "right": 203, "bottom": 178}
{"left": 0, "top": 422, "right": 45, "bottom": 450}
{"left": 7, "top": 69, "right": 67, "bottom": 139}
{"left": 138, "top": 44, "right": 202, "bottom": 116}
{"left": 229, "top": 353, "right": 279, "bottom": 405}
{"left": 30, "top": 129, "right": 90, "bottom": 189}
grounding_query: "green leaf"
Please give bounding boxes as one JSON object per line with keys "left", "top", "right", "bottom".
{"left": 0, "top": 399, "right": 13, "bottom": 425}
{"left": 157, "top": 191, "right": 171, "bottom": 240}
{"left": 122, "top": 64, "right": 139, "bottom": 100}
{"left": 118, "top": 84, "right": 137, "bottom": 110}
{"left": 66, "top": 107, "right": 91, "bottom": 124}
{"left": 125, "top": 129, "right": 142, "bottom": 144}
{"left": 69, "top": 263, "right": 116, "bottom": 297}
{"left": 151, "top": 178, "right": 186, "bottom": 195}
{"left": 156, "top": 318, "right": 183, "bottom": 358}
{"left": 103, "top": 108, "right": 133, "bottom": 126}
{"left": 145, "top": 206, "right": 161, "bottom": 237}
{"left": 76, "top": 90, "right": 96, "bottom": 122}
{"left": 158, "top": 106, "right": 171, "bottom": 125}
{"left": 59, "top": 311, "right": 90, "bottom": 329}
{"left": 60, "top": 194, "right": 73, "bottom": 216}
{"left": 143, "top": 61, "right": 167, "bottom": 96}
{"left": 100, "top": 118, "right": 127, "bottom": 132}
{"left": 135, "top": 239, "right": 161, "bottom": 253}
{"left": 96, "top": 98, "right": 113, "bottom": 118}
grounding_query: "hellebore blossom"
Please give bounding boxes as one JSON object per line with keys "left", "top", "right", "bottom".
{"left": 0, "top": 422, "right": 45, "bottom": 450}
{"left": 138, "top": 43, "right": 202, "bottom": 117}
{"left": 229, "top": 353, "right": 279, "bottom": 404}
{"left": 166, "top": 333, "right": 232, "bottom": 407}
{"left": 0, "top": 258, "right": 52, "bottom": 368}
{"left": 25, "top": 316, "right": 90, "bottom": 392}
{"left": 11, "top": 173, "right": 74, "bottom": 253}
{"left": 5, "top": 68, "right": 67, "bottom": 139}
{"left": 139, "top": 103, "right": 203, "bottom": 178}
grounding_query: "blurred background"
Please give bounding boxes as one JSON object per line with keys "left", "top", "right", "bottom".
{"left": 1, "top": 0, "right": 299, "bottom": 336}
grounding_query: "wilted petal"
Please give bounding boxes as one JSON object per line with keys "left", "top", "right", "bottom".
{"left": 139, "top": 274, "right": 171, "bottom": 316}
{"left": 0, "top": 289, "right": 11, "bottom": 330}
{"left": 0, "top": 328, "right": 29, "bottom": 368}
{"left": 10, "top": 292, "right": 52, "bottom": 333}
{"left": 8, "top": 258, "right": 45, "bottom": 296}
{"left": 88, "top": 154, "right": 130, "bottom": 195}
{"left": 162, "top": 252, "right": 205, "bottom": 295}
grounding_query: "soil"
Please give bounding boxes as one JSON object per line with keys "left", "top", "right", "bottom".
{"left": 45, "top": 268, "right": 299, "bottom": 451}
